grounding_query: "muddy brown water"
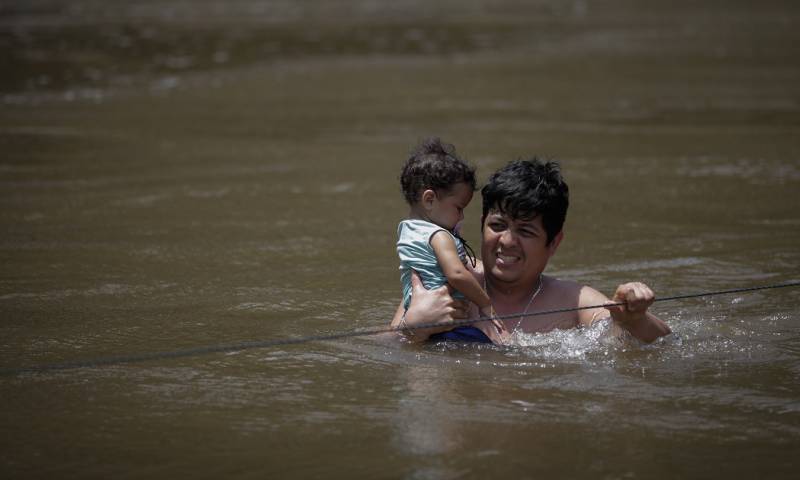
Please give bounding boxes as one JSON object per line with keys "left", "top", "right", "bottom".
{"left": 2, "top": 1, "right": 799, "bottom": 478}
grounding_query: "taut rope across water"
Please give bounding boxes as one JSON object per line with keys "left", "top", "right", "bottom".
{"left": 2, "top": 281, "right": 799, "bottom": 376}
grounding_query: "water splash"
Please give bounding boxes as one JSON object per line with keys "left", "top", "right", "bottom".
{"left": 506, "top": 319, "right": 634, "bottom": 362}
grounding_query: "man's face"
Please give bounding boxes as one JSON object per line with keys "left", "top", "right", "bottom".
{"left": 481, "top": 210, "right": 561, "bottom": 287}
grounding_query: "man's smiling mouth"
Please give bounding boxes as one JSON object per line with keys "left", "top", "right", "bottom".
{"left": 496, "top": 252, "right": 521, "bottom": 265}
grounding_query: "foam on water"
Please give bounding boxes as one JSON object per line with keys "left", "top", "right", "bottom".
{"left": 507, "top": 319, "right": 626, "bottom": 362}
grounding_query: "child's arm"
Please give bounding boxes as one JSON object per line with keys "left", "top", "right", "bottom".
{"left": 429, "top": 231, "right": 504, "bottom": 332}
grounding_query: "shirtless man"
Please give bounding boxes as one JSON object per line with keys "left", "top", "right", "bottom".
{"left": 391, "top": 159, "right": 671, "bottom": 344}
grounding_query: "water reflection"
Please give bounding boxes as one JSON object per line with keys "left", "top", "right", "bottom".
{"left": 394, "top": 365, "right": 462, "bottom": 456}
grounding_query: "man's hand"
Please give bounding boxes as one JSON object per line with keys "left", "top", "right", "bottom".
{"left": 391, "top": 270, "right": 471, "bottom": 342}
{"left": 405, "top": 270, "right": 470, "bottom": 330}
{"left": 604, "top": 282, "right": 655, "bottom": 326}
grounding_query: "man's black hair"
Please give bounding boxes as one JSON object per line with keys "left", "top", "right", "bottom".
{"left": 400, "top": 137, "right": 477, "bottom": 204}
{"left": 481, "top": 159, "right": 569, "bottom": 245}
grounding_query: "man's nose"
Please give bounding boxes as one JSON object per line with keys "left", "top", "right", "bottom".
{"left": 499, "top": 228, "right": 516, "bottom": 246}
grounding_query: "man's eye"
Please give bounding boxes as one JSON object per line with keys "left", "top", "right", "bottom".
{"left": 489, "top": 222, "right": 506, "bottom": 231}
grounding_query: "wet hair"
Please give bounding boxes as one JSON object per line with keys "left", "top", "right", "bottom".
{"left": 400, "top": 138, "right": 477, "bottom": 204}
{"left": 481, "top": 158, "right": 569, "bottom": 245}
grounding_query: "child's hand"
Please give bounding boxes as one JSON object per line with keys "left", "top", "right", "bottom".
{"left": 493, "top": 324, "right": 514, "bottom": 346}
{"left": 481, "top": 306, "right": 506, "bottom": 334}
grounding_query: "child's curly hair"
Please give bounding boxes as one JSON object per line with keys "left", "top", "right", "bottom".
{"left": 400, "top": 137, "right": 477, "bottom": 204}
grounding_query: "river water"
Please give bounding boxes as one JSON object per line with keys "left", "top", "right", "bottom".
{"left": 2, "top": 0, "right": 799, "bottom": 478}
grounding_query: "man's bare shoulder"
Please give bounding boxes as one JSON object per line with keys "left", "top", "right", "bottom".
{"left": 546, "top": 277, "right": 609, "bottom": 325}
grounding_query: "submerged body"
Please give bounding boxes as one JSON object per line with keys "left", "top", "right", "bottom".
{"left": 405, "top": 264, "right": 631, "bottom": 345}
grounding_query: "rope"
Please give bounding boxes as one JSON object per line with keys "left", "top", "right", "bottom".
{"left": 2, "top": 280, "right": 799, "bottom": 376}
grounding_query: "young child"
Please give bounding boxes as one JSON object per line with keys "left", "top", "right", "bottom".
{"left": 397, "top": 138, "right": 504, "bottom": 335}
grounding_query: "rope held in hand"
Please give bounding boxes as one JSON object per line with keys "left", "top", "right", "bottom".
{"left": 2, "top": 281, "right": 799, "bottom": 376}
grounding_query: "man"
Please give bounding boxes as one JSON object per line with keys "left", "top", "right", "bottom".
{"left": 391, "top": 159, "right": 671, "bottom": 344}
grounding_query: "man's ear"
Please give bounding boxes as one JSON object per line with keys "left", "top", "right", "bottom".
{"left": 421, "top": 189, "right": 436, "bottom": 210}
{"left": 547, "top": 230, "right": 564, "bottom": 256}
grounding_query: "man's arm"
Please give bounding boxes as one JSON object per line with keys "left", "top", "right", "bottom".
{"left": 390, "top": 270, "right": 470, "bottom": 342}
{"left": 578, "top": 282, "right": 671, "bottom": 343}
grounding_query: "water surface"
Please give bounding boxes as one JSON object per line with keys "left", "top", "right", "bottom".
{"left": 1, "top": 0, "right": 799, "bottom": 478}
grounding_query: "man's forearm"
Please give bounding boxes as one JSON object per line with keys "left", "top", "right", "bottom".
{"left": 618, "top": 312, "right": 671, "bottom": 343}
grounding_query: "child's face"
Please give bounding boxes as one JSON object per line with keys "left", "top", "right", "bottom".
{"left": 428, "top": 182, "right": 474, "bottom": 230}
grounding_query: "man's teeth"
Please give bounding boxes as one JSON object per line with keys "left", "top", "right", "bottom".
{"left": 497, "top": 252, "right": 519, "bottom": 263}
